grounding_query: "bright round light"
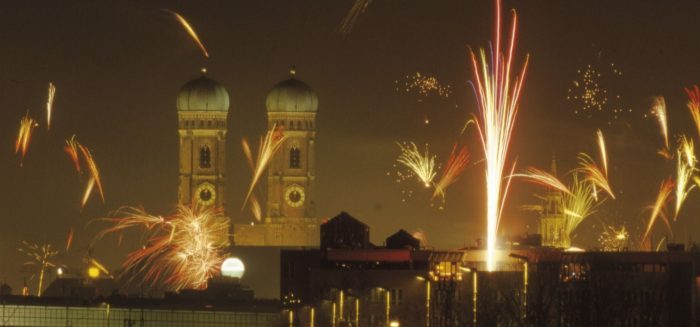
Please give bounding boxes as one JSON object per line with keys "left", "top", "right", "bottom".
{"left": 221, "top": 257, "right": 245, "bottom": 278}
{"left": 88, "top": 267, "right": 100, "bottom": 278}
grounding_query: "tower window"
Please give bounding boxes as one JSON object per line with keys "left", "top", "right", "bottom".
{"left": 200, "top": 145, "right": 211, "bottom": 168}
{"left": 290, "top": 147, "right": 300, "bottom": 168}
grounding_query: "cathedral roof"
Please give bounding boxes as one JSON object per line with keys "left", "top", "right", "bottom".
{"left": 176, "top": 70, "right": 230, "bottom": 112}
{"left": 265, "top": 68, "right": 318, "bottom": 113}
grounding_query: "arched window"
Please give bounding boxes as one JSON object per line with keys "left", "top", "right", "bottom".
{"left": 289, "top": 147, "right": 300, "bottom": 168}
{"left": 199, "top": 145, "right": 211, "bottom": 168}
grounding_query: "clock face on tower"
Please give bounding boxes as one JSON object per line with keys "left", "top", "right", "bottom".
{"left": 195, "top": 183, "right": 216, "bottom": 206}
{"left": 284, "top": 185, "right": 305, "bottom": 208}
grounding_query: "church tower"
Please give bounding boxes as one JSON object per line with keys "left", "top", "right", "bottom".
{"left": 176, "top": 69, "right": 229, "bottom": 211}
{"left": 233, "top": 68, "right": 319, "bottom": 246}
{"left": 539, "top": 157, "right": 569, "bottom": 248}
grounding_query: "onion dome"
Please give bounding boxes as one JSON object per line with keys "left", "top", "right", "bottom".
{"left": 176, "top": 68, "right": 230, "bottom": 112}
{"left": 265, "top": 67, "right": 318, "bottom": 112}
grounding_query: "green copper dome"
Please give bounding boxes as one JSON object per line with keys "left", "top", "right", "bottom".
{"left": 177, "top": 73, "right": 229, "bottom": 112}
{"left": 265, "top": 69, "right": 318, "bottom": 113}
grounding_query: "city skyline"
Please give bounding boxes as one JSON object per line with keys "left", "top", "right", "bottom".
{"left": 2, "top": 0, "right": 700, "bottom": 293}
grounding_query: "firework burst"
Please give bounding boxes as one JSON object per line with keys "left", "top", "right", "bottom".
{"left": 432, "top": 144, "right": 469, "bottom": 201}
{"left": 686, "top": 85, "right": 700, "bottom": 142}
{"left": 15, "top": 112, "right": 39, "bottom": 166}
{"left": 164, "top": 10, "right": 209, "bottom": 58}
{"left": 567, "top": 60, "right": 628, "bottom": 123}
{"left": 396, "top": 142, "right": 437, "bottom": 188}
{"left": 561, "top": 173, "right": 600, "bottom": 240}
{"left": 598, "top": 224, "right": 628, "bottom": 252}
{"left": 673, "top": 136, "right": 696, "bottom": 220}
{"left": 95, "top": 205, "right": 229, "bottom": 290}
{"left": 469, "top": 0, "right": 529, "bottom": 271}
{"left": 242, "top": 124, "right": 287, "bottom": 210}
{"left": 396, "top": 72, "right": 452, "bottom": 100}
{"left": 19, "top": 242, "right": 58, "bottom": 297}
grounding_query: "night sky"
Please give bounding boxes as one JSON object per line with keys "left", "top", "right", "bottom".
{"left": 2, "top": 0, "right": 700, "bottom": 293}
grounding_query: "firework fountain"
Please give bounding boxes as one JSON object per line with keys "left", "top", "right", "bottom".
{"left": 469, "top": 0, "right": 529, "bottom": 271}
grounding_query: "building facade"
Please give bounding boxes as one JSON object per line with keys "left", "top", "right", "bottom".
{"left": 539, "top": 157, "right": 568, "bottom": 248}
{"left": 282, "top": 213, "right": 700, "bottom": 327}
{"left": 176, "top": 70, "right": 229, "bottom": 210}
{"left": 234, "top": 68, "right": 319, "bottom": 247}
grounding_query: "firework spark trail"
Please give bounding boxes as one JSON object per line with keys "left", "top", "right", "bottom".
{"left": 64, "top": 135, "right": 81, "bottom": 173}
{"left": 674, "top": 136, "right": 697, "bottom": 220}
{"left": 95, "top": 205, "right": 229, "bottom": 290}
{"left": 81, "top": 177, "right": 96, "bottom": 208}
{"left": 577, "top": 152, "right": 615, "bottom": 199}
{"left": 432, "top": 144, "right": 469, "bottom": 200}
{"left": 240, "top": 138, "right": 263, "bottom": 221}
{"left": 651, "top": 96, "right": 670, "bottom": 156}
{"left": 512, "top": 167, "right": 571, "bottom": 194}
{"left": 643, "top": 178, "right": 674, "bottom": 242}
{"left": 396, "top": 142, "right": 437, "bottom": 188}
{"left": 66, "top": 228, "right": 74, "bottom": 251}
{"left": 46, "top": 83, "right": 56, "bottom": 130}
{"left": 561, "top": 173, "right": 599, "bottom": 240}
{"left": 596, "top": 129, "right": 608, "bottom": 177}
{"left": 469, "top": 0, "right": 529, "bottom": 271}
{"left": 686, "top": 85, "right": 700, "bottom": 142}
{"left": 249, "top": 195, "right": 262, "bottom": 222}
{"left": 339, "top": 0, "right": 372, "bottom": 34}
{"left": 78, "top": 144, "right": 104, "bottom": 205}
{"left": 19, "top": 242, "right": 58, "bottom": 297}
{"left": 15, "top": 112, "right": 38, "bottom": 166}
{"left": 164, "top": 10, "right": 209, "bottom": 58}
{"left": 242, "top": 125, "right": 287, "bottom": 209}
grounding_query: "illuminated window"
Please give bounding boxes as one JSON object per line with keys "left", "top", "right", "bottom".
{"left": 290, "top": 147, "right": 300, "bottom": 168}
{"left": 200, "top": 145, "right": 211, "bottom": 168}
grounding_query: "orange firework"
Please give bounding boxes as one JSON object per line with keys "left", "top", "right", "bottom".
{"left": 432, "top": 144, "right": 470, "bottom": 200}
{"left": 165, "top": 10, "right": 209, "bottom": 58}
{"left": 241, "top": 124, "right": 287, "bottom": 209}
{"left": 15, "top": 112, "right": 38, "bottom": 166}
{"left": 643, "top": 178, "right": 674, "bottom": 242}
{"left": 46, "top": 83, "right": 56, "bottom": 130}
{"left": 685, "top": 85, "right": 700, "bottom": 142}
{"left": 64, "top": 135, "right": 81, "bottom": 173}
{"left": 94, "top": 205, "right": 229, "bottom": 290}
{"left": 65, "top": 228, "right": 74, "bottom": 252}
{"left": 78, "top": 144, "right": 104, "bottom": 205}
